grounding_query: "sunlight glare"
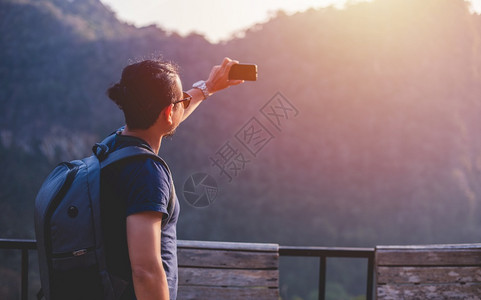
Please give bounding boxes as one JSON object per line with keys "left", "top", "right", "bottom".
{"left": 100, "top": 0, "right": 481, "bottom": 43}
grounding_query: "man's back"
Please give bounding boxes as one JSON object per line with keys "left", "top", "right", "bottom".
{"left": 100, "top": 133, "right": 180, "bottom": 299}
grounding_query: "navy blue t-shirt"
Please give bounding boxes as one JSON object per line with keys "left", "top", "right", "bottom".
{"left": 100, "top": 133, "right": 180, "bottom": 299}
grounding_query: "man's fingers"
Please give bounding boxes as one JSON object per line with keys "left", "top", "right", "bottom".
{"left": 228, "top": 79, "right": 244, "bottom": 86}
{"left": 221, "top": 57, "right": 232, "bottom": 68}
{"left": 204, "top": 58, "right": 245, "bottom": 94}
{"left": 226, "top": 60, "right": 239, "bottom": 71}
{"left": 211, "top": 65, "right": 221, "bottom": 73}
{"left": 208, "top": 65, "right": 221, "bottom": 78}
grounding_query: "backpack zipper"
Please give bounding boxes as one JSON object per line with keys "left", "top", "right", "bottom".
{"left": 51, "top": 246, "right": 96, "bottom": 258}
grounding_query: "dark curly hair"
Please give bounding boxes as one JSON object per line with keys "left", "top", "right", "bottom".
{"left": 107, "top": 59, "right": 180, "bottom": 130}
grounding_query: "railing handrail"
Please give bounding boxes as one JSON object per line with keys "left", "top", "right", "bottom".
{"left": 0, "top": 238, "right": 36, "bottom": 249}
{"left": 0, "top": 239, "right": 374, "bottom": 254}
{"left": 0, "top": 238, "right": 36, "bottom": 300}
{"left": 279, "top": 245, "right": 374, "bottom": 257}
{"left": 0, "top": 238, "right": 374, "bottom": 300}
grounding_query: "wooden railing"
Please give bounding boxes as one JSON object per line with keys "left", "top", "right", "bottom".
{"left": 177, "top": 240, "right": 280, "bottom": 299}
{"left": 4, "top": 239, "right": 481, "bottom": 299}
{"left": 0, "top": 238, "right": 375, "bottom": 300}
{"left": 376, "top": 244, "right": 481, "bottom": 299}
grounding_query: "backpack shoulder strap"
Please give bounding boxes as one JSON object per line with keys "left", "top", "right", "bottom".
{"left": 80, "top": 154, "right": 116, "bottom": 299}
{"left": 95, "top": 145, "right": 176, "bottom": 228}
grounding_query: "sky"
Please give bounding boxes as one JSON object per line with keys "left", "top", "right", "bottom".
{"left": 100, "top": 0, "right": 481, "bottom": 43}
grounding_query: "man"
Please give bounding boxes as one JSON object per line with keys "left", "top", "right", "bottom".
{"left": 100, "top": 57, "right": 244, "bottom": 300}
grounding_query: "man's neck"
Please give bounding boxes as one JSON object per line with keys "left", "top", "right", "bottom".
{"left": 121, "top": 126, "right": 162, "bottom": 154}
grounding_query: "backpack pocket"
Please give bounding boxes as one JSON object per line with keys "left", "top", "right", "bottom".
{"left": 51, "top": 247, "right": 96, "bottom": 271}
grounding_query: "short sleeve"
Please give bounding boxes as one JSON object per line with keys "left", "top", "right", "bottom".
{"left": 123, "top": 158, "right": 172, "bottom": 219}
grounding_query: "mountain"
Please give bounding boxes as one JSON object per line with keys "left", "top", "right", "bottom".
{"left": 1, "top": 0, "right": 481, "bottom": 299}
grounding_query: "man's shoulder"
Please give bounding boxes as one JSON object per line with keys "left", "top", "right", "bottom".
{"left": 129, "top": 155, "right": 170, "bottom": 177}
{"left": 108, "top": 153, "right": 170, "bottom": 181}
{"left": 105, "top": 133, "right": 169, "bottom": 174}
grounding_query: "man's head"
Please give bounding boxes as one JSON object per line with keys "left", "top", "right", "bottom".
{"left": 107, "top": 59, "right": 182, "bottom": 130}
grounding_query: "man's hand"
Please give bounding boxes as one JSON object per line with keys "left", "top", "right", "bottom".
{"left": 180, "top": 57, "right": 245, "bottom": 123}
{"left": 205, "top": 57, "right": 244, "bottom": 95}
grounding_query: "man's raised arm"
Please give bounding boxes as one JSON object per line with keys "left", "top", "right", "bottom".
{"left": 181, "top": 57, "right": 244, "bottom": 122}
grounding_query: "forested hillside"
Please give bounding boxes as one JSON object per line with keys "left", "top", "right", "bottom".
{"left": 1, "top": 0, "right": 481, "bottom": 299}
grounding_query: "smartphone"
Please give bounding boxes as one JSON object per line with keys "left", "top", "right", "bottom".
{"left": 228, "top": 64, "right": 258, "bottom": 81}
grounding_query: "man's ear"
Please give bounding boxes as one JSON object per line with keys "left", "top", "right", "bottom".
{"left": 162, "top": 104, "right": 174, "bottom": 125}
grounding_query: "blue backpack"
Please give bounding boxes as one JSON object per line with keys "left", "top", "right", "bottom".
{"left": 34, "top": 132, "right": 175, "bottom": 300}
